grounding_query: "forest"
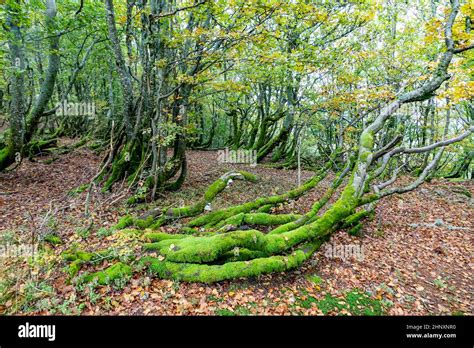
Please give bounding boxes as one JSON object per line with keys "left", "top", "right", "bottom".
{"left": 0, "top": 0, "right": 472, "bottom": 316}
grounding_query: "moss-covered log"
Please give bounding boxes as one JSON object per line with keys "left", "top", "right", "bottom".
{"left": 80, "top": 262, "right": 132, "bottom": 285}
{"left": 140, "top": 239, "right": 323, "bottom": 283}
{"left": 214, "top": 212, "right": 301, "bottom": 230}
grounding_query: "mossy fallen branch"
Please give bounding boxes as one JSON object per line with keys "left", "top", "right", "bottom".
{"left": 62, "top": 248, "right": 114, "bottom": 278}
{"left": 80, "top": 262, "right": 132, "bottom": 286}
{"left": 140, "top": 238, "right": 323, "bottom": 283}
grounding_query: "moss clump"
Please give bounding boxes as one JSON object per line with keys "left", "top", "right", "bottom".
{"left": 68, "top": 260, "right": 84, "bottom": 278}
{"left": 62, "top": 248, "right": 114, "bottom": 279}
{"left": 360, "top": 131, "right": 374, "bottom": 149}
{"left": 256, "top": 204, "right": 273, "bottom": 213}
{"left": 43, "top": 234, "right": 62, "bottom": 245}
{"left": 126, "top": 193, "right": 146, "bottom": 205}
{"left": 134, "top": 215, "right": 155, "bottom": 229}
{"left": 62, "top": 250, "right": 93, "bottom": 278}
{"left": 348, "top": 223, "right": 363, "bottom": 236}
{"left": 114, "top": 215, "right": 135, "bottom": 230}
{"left": 359, "top": 131, "right": 374, "bottom": 163}
{"left": 235, "top": 170, "right": 258, "bottom": 183}
{"left": 62, "top": 250, "right": 93, "bottom": 262}
{"left": 102, "top": 145, "right": 140, "bottom": 193}
{"left": 81, "top": 262, "right": 132, "bottom": 285}
{"left": 0, "top": 144, "right": 15, "bottom": 170}
{"left": 113, "top": 171, "right": 258, "bottom": 232}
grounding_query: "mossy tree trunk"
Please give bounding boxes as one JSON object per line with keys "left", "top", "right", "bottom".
{"left": 1, "top": 0, "right": 59, "bottom": 171}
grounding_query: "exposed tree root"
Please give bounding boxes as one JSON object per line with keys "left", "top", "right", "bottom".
{"left": 63, "top": 165, "right": 375, "bottom": 284}
{"left": 80, "top": 262, "right": 132, "bottom": 286}
{"left": 139, "top": 239, "right": 324, "bottom": 283}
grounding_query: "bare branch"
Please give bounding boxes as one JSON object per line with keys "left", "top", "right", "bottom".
{"left": 152, "top": 1, "right": 208, "bottom": 19}
{"left": 454, "top": 42, "right": 474, "bottom": 54}
{"left": 379, "top": 149, "right": 443, "bottom": 198}
{"left": 373, "top": 135, "right": 403, "bottom": 161}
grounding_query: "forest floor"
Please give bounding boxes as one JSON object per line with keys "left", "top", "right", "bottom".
{"left": 0, "top": 140, "right": 472, "bottom": 316}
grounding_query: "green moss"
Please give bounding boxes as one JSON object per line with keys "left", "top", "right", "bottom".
{"left": 360, "top": 150, "right": 371, "bottom": 162}
{"left": 140, "top": 239, "right": 322, "bottom": 283}
{"left": 141, "top": 178, "right": 359, "bottom": 270}
{"left": 167, "top": 170, "right": 258, "bottom": 220}
{"left": 306, "top": 274, "right": 323, "bottom": 285}
{"left": 348, "top": 223, "right": 363, "bottom": 236}
{"left": 256, "top": 204, "right": 273, "bottom": 213}
{"left": 62, "top": 249, "right": 96, "bottom": 279}
{"left": 150, "top": 229, "right": 266, "bottom": 263}
{"left": 114, "top": 215, "right": 135, "bottom": 230}
{"left": 342, "top": 210, "right": 372, "bottom": 228}
{"left": 269, "top": 169, "right": 348, "bottom": 235}
{"left": 218, "top": 248, "right": 267, "bottom": 262}
{"left": 214, "top": 213, "right": 245, "bottom": 230}
{"left": 360, "top": 131, "right": 374, "bottom": 149}
{"left": 126, "top": 193, "right": 146, "bottom": 205}
{"left": 0, "top": 144, "right": 15, "bottom": 170}
{"left": 412, "top": 167, "right": 423, "bottom": 176}
{"left": 316, "top": 294, "right": 346, "bottom": 314}
{"left": 43, "top": 234, "right": 62, "bottom": 245}
{"left": 26, "top": 138, "right": 57, "bottom": 157}
{"left": 344, "top": 290, "right": 384, "bottom": 315}
{"left": 134, "top": 215, "right": 155, "bottom": 229}
{"left": 62, "top": 250, "right": 93, "bottom": 262}
{"left": 236, "top": 170, "right": 258, "bottom": 182}
{"left": 102, "top": 142, "right": 145, "bottom": 192}
{"left": 144, "top": 232, "right": 188, "bottom": 242}
{"left": 243, "top": 213, "right": 301, "bottom": 226}
{"left": 215, "top": 308, "right": 236, "bottom": 316}
{"left": 62, "top": 248, "right": 113, "bottom": 273}
{"left": 68, "top": 183, "right": 90, "bottom": 196}
{"left": 81, "top": 262, "right": 132, "bottom": 285}
{"left": 68, "top": 260, "right": 83, "bottom": 278}
{"left": 264, "top": 181, "right": 358, "bottom": 254}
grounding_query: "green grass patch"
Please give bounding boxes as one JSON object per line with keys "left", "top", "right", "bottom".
{"left": 295, "top": 288, "right": 388, "bottom": 315}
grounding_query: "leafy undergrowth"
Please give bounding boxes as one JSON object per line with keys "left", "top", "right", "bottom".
{"left": 0, "top": 144, "right": 472, "bottom": 315}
